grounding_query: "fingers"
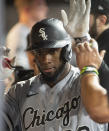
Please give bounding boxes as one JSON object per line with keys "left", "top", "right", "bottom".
{"left": 100, "top": 50, "right": 106, "bottom": 59}
{"left": 89, "top": 39, "right": 95, "bottom": 43}
{"left": 78, "top": 44, "right": 86, "bottom": 52}
{"left": 85, "top": 0, "right": 91, "bottom": 16}
{"left": 75, "top": 42, "right": 92, "bottom": 53}
{"left": 75, "top": 41, "right": 105, "bottom": 62}
{"left": 69, "top": 0, "right": 76, "bottom": 20}
{"left": 89, "top": 39, "right": 98, "bottom": 50}
{"left": 76, "top": 0, "right": 90, "bottom": 14}
{"left": 76, "top": 41, "right": 98, "bottom": 53}
{"left": 75, "top": 43, "right": 88, "bottom": 54}
{"left": 61, "top": 10, "right": 68, "bottom": 26}
{"left": 79, "top": 0, "right": 86, "bottom": 13}
{"left": 74, "top": 42, "right": 102, "bottom": 70}
{"left": 74, "top": 46, "right": 80, "bottom": 54}
{"left": 70, "top": 0, "right": 75, "bottom": 12}
{"left": 84, "top": 42, "right": 93, "bottom": 51}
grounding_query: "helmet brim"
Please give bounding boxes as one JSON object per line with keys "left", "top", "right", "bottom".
{"left": 26, "top": 39, "right": 71, "bottom": 51}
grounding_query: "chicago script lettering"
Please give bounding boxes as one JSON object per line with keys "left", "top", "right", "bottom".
{"left": 23, "top": 96, "right": 80, "bottom": 129}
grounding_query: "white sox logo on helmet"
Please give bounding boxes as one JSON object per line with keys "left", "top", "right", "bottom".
{"left": 39, "top": 28, "right": 48, "bottom": 40}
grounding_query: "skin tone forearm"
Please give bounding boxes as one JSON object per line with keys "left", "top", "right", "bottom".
{"left": 81, "top": 73, "right": 109, "bottom": 123}
{"left": 75, "top": 41, "right": 109, "bottom": 123}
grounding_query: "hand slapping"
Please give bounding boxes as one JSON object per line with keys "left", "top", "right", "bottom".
{"left": 61, "top": 0, "right": 91, "bottom": 39}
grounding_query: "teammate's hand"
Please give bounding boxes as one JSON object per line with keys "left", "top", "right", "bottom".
{"left": 61, "top": 0, "right": 91, "bottom": 38}
{"left": 74, "top": 42, "right": 106, "bottom": 70}
{"left": 0, "top": 46, "right": 15, "bottom": 80}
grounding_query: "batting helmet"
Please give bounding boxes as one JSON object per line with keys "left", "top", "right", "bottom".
{"left": 27, "top": 18, "right": 72, "bottom": 62}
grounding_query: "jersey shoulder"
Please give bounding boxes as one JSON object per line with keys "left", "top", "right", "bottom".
{"left": 70, "top": 65, "right": 80, "bottom": 77}
{"left": 5, "top": 75, "right": 41, "bottom": 101}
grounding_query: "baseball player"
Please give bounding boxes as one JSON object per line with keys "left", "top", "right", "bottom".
{"left": 3, "top": 18, "right": 108, "bottom": 131}
{"left": 3, "top": 0, "right": 109, "bottom": 130}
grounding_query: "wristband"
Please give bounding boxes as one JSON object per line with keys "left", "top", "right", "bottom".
{"left": 74, "top": 33, "right": 91, "bottom": 44}
{"left": 80, "top": 66, "right": 99, "bottom": 76}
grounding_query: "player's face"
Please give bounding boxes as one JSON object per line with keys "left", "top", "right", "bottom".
{"left": 33, "top": 48, "right": 63, "bottom": 77}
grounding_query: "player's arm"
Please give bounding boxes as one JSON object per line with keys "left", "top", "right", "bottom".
{"left": 81, "top": 72, "right": 109, "bottom": 123}
{"left": 75, "top": 42, "right": 109, "bottom": 123}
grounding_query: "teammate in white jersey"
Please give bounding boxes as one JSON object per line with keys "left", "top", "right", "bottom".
{"left": 3, "top": 18, "right": 108, "bottom": 131}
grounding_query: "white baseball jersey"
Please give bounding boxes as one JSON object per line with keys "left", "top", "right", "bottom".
{"left": 4, "top": 66, "right": 108, "bottom": 131}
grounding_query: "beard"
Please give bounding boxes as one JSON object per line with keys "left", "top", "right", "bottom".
{"left": 38, "top": 61, "right": 66, "bottom": 84}
{"left": 89, "top": 18, "right": 98, "bottom": 39}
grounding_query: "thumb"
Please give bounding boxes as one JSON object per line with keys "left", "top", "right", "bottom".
{"left": 90, "top": 38, "right": 98, "bottom": 50}
{"left": 61, "top": 10, "right": 68, "bottom": 26}
{"left": 100, "top": 50, "right": 106, "bottom": 59}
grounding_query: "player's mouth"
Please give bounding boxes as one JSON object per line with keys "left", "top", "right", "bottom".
{"left": 43, "top": 67, "right": 55, "bottom": 73}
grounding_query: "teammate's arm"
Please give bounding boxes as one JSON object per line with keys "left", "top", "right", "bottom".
{"left": 75, "top": 42, "right": 109, "bottom": 123}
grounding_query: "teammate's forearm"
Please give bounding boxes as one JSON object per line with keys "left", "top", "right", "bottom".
{"left": 81, "top": 73, "right": 109, "bottom": 123}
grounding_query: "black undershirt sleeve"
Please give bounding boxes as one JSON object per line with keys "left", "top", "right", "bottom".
{"left": 98, "top": 60, "right": 109, "bottom": 95}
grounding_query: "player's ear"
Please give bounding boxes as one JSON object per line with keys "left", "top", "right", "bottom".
{"left": 98, "top": 15, "right": 107, "bottom": 25}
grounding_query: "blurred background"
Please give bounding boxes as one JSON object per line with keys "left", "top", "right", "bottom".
{"left": 0, "top": 0, "right": 69, "bottom": 45}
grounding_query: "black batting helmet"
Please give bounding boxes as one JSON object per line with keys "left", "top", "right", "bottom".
{"left": 27, "top": 18, "right": 72, "bottom": 62}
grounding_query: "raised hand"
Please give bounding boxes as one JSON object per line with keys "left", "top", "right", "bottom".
{"left": 61, "top": 0, "right": 91, "bottom": 38}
